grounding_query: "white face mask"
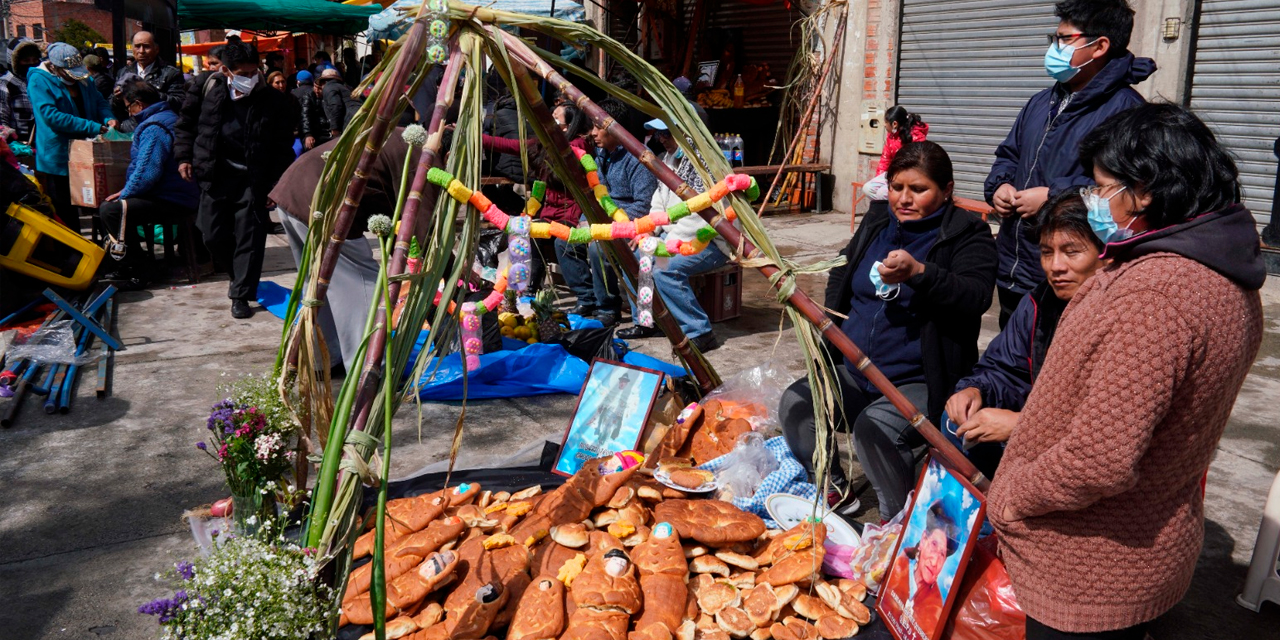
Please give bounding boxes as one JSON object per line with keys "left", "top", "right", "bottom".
{"left": 227, "top": 72, "right": 259, "bottom": 99}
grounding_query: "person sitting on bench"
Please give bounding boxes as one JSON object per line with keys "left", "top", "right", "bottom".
{"left": 615, "top": 119, "right": 727, "bottom": 353}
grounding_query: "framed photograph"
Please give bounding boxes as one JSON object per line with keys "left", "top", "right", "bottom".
{"left": 877, "top": 452, "right": 986, "bottom": 640}
{"left": 553, "top": 360, "right": 665, "bottom": 477}
{"left": 697, "top": 60, "right": 720, "bottom": 87}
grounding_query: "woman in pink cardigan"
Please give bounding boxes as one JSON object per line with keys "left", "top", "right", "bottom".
{"left": 986, "top": 104, "right": 1265, "bottom": 639}
{"left": 864, "top": 106, "right": 929, "bottom": 200}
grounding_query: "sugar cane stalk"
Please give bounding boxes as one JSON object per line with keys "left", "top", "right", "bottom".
{"left": 501, "top": 33, "right": 988, "bottom": 490}
{"left": 493, "top": 29, "right": 721, "bottom": 393}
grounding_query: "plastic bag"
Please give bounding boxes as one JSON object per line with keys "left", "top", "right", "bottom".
{"left": 713, "top": 431, "right": 779, "bottom": 502}
{"left": 846, "top": 490, "right": 911, "bottom": 594}
{"left": 700, "top": 360, "right": 794, "bottom": 432}
{"left": 4, "top": 320, "right": 97, "bottom": 365}
{"left": 943, "top": 536, "right": 1026, "bottom": 640}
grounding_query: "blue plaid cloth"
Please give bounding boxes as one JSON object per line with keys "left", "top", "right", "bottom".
{"left": 697, "top": 436, "right": 818, "bottom": 526}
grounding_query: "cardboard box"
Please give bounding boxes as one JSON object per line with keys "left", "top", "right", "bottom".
{"left": 67, "top": 139, "right": 131, "bottom": 207}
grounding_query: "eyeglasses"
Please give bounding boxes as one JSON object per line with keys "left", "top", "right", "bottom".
{"left": 1081, "top": 182, "right": 1124, "bottom": 197}
{"left": 1047, "top": 32, "right": 1093, "bottom": 46}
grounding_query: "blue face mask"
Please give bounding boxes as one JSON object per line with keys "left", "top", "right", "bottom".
{"left": 1044, "top": 39, "right": 1098, "bottom": 83}
{"left": 869, "top": 261, "right": 900, "bottom": 300}
{"left": 1083, "top": 186, "right": 1133, "bottom": 244}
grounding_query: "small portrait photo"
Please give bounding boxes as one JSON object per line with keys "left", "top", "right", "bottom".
{"left": 553, "top": 360, "right": 664, "bottom": 477}
{"left": 878, "top": 456, "right": 985, "bottom": 640}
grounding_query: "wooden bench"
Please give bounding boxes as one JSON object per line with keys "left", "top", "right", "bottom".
{"left": 736, "top": 164, "right": 832, "bottom": 214}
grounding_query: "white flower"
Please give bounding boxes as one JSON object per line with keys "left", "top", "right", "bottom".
{"left": 367, "top": 214, "right": 394, "bottom": 237}
{"left": 402, "top": 124, "right": 428, "bottom": 147}
{"left": 311, "top": 210, "right": 324, "bottom": 221}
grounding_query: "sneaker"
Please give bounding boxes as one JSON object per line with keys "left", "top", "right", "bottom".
{"left": 230, "top": 299, "right": 254, "bottom": 319}
{"left": 690, "top": 332, "right": 720, "bottom": 353}
{"left": 827, "top": 490, "right": 862, "bottom": 516}
{"left": 617, "top": 325, "right": 661, "bottom": 339}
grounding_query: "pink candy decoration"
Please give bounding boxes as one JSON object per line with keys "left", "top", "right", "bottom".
{"left": 650, "top": 211, "right": 670, "bottom": 226}
{"left": 665, "top": 238, "right": 681, "bottom": 255}
{"left": 611, "top": 221, "right": 637, "bottom": 239}
{"left": 484, "top": 204, "right": 510, "bottom": 232}
{"left": 726, "top": 174, "right": 752, "bottom": 190}
{"left": 466, "top": 355, "right": 481, "bottom": 370}
{"left": 464, "top": 337, "right": 483, "bottom": 352}
{"left": 482, "top": 292, "right": 503, "bottom": 311}
{"left": 462, "top": 314, "right": 481, "bottom": 331}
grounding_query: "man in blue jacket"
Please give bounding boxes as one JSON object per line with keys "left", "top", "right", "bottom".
{"left": 984, "top": 0, "right": 1152, "bottom": 327}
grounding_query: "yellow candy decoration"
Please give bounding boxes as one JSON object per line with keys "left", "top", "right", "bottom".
{"left": 446, "top": 179, "right": 473, "bottom": 203}
{"left": 593, "top": 184, "right": 610, "bottom": 200}
{"left": 686, "top": 192, "right": 713, "bottom": 213}
{"left": 591, "top": 224, "right": 613, "bottom": 241}
{"left": 530, "top": 222, "right": 552, "bottom": 239}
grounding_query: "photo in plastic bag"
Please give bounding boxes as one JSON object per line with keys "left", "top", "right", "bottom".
{"left": 554, "top": 360, "right": 663, "bottom": 477}
{"left": 879, "top": 457, "right": 984, "bottom": 640}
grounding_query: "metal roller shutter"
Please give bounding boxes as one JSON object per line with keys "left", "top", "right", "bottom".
{"left": 897, "top": 0, "right": 1057, "bottom": 199}
{"left": 1189, "top": 0, "right": 1280, "bottom": 226}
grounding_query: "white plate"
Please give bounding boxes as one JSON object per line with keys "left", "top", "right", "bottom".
{"left": 765, "top": 493, "right": 861, "bottom": 548}
{"left": 653, "top": 466, "right": 717, "bottom": 493}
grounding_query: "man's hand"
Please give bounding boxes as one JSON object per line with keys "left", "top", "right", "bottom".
{"left": 956, "top": 408, "right": 1019, "bottom": 444}
{"left": 1013, "top": 186, "right": 1050, "bottom": 218}
{"left": 304, "top": 136, "right": 316, "bottom": 150}
{"left": 106, "top": 119, "right": 118, "bottom": 129}
{"left": 105, "top": 192, "right": 121, "bottom": 202}
{"left": 878, "top": 249, "right": 924, "bottom": 285}
{"left": 945, "top": 387, "right": 983, "bottom": 426}
{"left": 178, "top": 163, "right": 194, "bottom": 182}
{"left": 992, "top": 183, "right": 1018, "bottom": 216}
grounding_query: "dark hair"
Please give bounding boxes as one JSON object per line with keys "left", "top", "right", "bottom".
{"left": 885, "top": 105, "right": 921, "bottom": 145}
{"left": 313, "top": 50, "right": 332, "bottom": 63}
{"left": 219, "top": 42, "right": 257, "bottom": 69}
{"left": 207, "top": 45, "right": 225, "bottom": 63}
{"left": 1054, "top": 0, "right": 1135, "bottom": 57}
{"left": 554, "top": 102, "right": 589, "bottom": 141}
{"left": 598, "top": 99, "right": 629, "bottom": 128}
{"left": 265, "top": 51, "right": 283, "bottom": 64}
{"left": 123, "top": 79, "right": 162, "bottom": 106}
{"left": 1079, "top": 103, "right": 1240, "bottom": 229}
{"left": 887, "top": 141, "right": 954, "bottom": 189}
{"left": 1033, "top": 191, "right": 1103, "bottom": 252}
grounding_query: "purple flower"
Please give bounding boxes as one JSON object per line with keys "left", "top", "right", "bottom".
{"left": 174, "top": 561, "right": 195, "bottom": 580}
{"left": 138, "top": 590, "right": 190, "bottom": 623}
{"left": 196, "top": 442, "right": 207, "bottom": 451}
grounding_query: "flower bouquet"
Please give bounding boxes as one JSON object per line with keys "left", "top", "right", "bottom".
{"left": 199, "top": 375, "right": 300, "bottom": 534}
{"left": 140, "top": 535, "right": 332, "bottom": 640}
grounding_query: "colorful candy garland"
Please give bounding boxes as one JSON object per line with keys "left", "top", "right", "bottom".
{"left": 424, "top": 158, "right": 758, "bottom": 259}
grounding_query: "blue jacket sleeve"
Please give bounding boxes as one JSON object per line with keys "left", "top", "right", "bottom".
{"left": 955, "top": 292, "right": 1036, "bottom": 411}
{"left": 625, "top": 162, "right": 658, "bottom": 219}
{"left": 984, "top": 99, "right": 1032, "bottom": 204}
{"left": 28, "top": 73, "right": 101, "bottom": 138}
{"left": 1045, "top": 90, "right": 1146, "bottom": 196}
{"left": 118, "top": 125, "right": 169, "bottom": 200}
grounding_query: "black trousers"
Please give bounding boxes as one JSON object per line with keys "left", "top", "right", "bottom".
{"left": 36, "top": 171, "right": 78, "bottom": 232}
{"left": 997, "top": 286, "right": 1025, "bottom": 330}
{"left": 197, "top": 170, "right": 269, "bottom": 301}
{"left": 97, "top": 196, "right": 175, "bottom": 266}
{"left": 1026, "top": 617, "right": 1148, "bottom": 640}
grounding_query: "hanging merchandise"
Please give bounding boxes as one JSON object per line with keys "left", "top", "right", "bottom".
{"left": 424, "top": 0, "right": 451, "bottom": 63}
{"left": 506, "top": 215, "right": 532, "bottom": 292}
{"left": 459, "top": 301, "right": 483, "bottom": 371}
{"left": 635, "top": 236, "right": 658, "bottom": 327}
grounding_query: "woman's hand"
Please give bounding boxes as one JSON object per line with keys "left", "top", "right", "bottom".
{"left": 878, "top": 249, "right": 924, "bottom": 285}
{"left": 956, "top": 408, "right": 1019, "bottom": 444}
{"left": 945, "top": 387, "right": 983, "bottom": 425}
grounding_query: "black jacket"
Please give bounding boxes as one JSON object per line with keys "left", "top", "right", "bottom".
{"left": 295, "top": 84, "right": 330, "bottom": 141}
{"left": 116, "top": 61, "right": 186, "bottom": 112}
{"left": 321, "top": 81, "right": 362, "bottom": 134}
{"left": 825, "top": 201, "right": 998, "bottom": 423}
{"left": 487, "top": 95, "right": 526, "bottom": 182}
{"left": 173, "top": 74, "right": 297, "bottom": 191}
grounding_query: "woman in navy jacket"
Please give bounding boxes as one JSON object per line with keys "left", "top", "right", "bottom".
{"left": 945, "top": 192, "right": 1105, "bottom": 476}
{"left": 780, "top": 142, "right": 996, "bottom": 517}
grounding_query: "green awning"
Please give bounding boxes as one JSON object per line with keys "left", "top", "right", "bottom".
{"left": 178, "top": 0, "right": 379, "bottom": 35}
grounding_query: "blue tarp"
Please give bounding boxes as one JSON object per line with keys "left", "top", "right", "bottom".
{"left": 256, "top": 281, "right": 685, "bottom": 401}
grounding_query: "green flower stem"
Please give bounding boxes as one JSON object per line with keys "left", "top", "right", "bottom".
{"left": 371, "top": 234, "right": 395, "bottom": 640}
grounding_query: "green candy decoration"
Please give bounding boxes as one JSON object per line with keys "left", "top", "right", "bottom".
{"left": 532, "top": 181, "right": 547, "bottom": 201}
{"left": 427, "top": 167, "right": 452, "bottom": 187}
{"left": 600, "top": 196, "right": 618, "bottom": 215}
{"left": 429, "top": 20, "right": 448, "bottom": 38}
{"left": 744, "top": 177, "right": 761, "bottom": 201}
{"left": 667, "top": 201, "right": 690, "bottom": 221}
{"left": 409, "top": 236, "right": 422, "bottom": 259}
{"left": 579, "top": 155, "right": 598, "bottom": 172}
{"left": 695, "top": 226, "right": 718, "bottom": 243}
{"left": 569, "top": 227, "right": 593, "bottom": 244}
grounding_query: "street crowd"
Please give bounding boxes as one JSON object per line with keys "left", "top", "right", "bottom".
{"left": 0, "top": 1, "right": 1267, "bottom": 638}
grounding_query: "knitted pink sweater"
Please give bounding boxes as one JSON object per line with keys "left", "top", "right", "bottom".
{"left": 987, "top": 252, "right": 1263, "bottom": 632}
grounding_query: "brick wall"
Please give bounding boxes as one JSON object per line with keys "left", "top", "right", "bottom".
{"left": 8, "top": 0, "right": 140, "bottom": 45}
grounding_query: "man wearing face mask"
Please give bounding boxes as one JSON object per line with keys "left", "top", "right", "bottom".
{"left": 27, "top": 42, "right": 117, "bottom": 230}
{"left": 0, "top": 39, "right": 42, "bottom": 146}
{"left": 174, "top": 41, "right": 297, "bottom": 319}
{"left": 983, "top": 0, "right": 1153, "bottom": 328}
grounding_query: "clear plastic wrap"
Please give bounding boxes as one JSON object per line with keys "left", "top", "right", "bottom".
{"left": 4, "top": 320, "right": 97, "bottom": 365}
{"left": 846, "top": 490, "right": 911, "bottom": 593}
{"left": 713, "top": 431, "right": 779, "bottom": 502}
{"left": 700, "top": 360, "right": 794, "bottom": 432}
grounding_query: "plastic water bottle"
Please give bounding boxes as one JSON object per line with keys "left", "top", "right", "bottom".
{"left": 718, "top": 133, "right": 732, "bottom": 162}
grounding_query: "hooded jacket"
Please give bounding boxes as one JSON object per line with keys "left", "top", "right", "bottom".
{"left": 27, "top": 65, "right": 115, "bottom": 176}
{"left": 825, "top": 201, "right": 997, "bottom": 424}
{"left": 876, "top": 121, "right": 929, "bottom": 175}
{"left": 984, "top": 53, "right": 1155, "bottom": 294}
{"left": 118, "top": 102, "right": 199, "bottom": 209}
{"left": 987, "top": 204, "right": 1264, "bottom": 632}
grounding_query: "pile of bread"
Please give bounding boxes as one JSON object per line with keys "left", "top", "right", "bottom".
{"left": 338, "top": 452, "right": 870, "bottom": 640}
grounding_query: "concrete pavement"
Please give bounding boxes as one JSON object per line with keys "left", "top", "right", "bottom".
{"left": 1, "top": 212, "right": 1277, "bottom": 638}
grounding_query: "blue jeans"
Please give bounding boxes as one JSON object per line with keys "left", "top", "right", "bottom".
{"left": 554, "top": 239, "right": 596, "bottom": 308}
{"left": 651, "top": 244, "right": 728, "bottom": 339}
